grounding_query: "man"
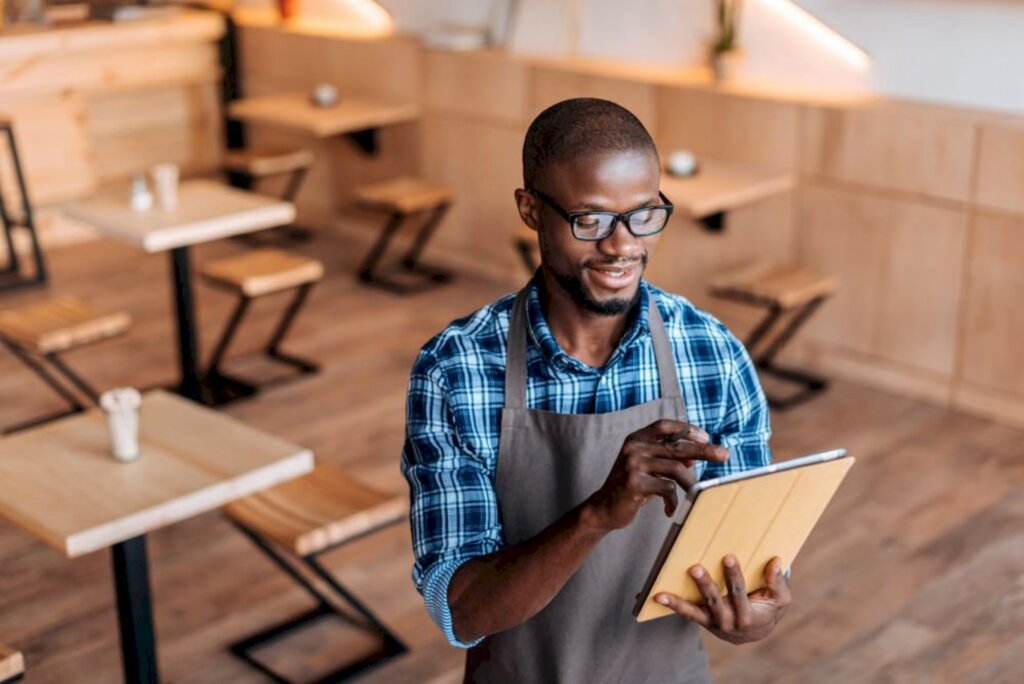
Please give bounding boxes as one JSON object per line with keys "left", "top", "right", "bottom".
{"left": 402, "top": 98, "right": 790, "bottom": 683}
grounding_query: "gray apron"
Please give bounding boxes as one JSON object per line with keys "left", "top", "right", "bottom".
{"left": 465, "top": 287, "right": 713, "bottom": 683}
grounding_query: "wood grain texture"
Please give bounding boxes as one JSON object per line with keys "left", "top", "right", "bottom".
{"left": 528, "top": 65, "right": 656, "bottom": 131}
{"left": 201, "top": 248, "right": 323, "bottom": 298}
{"left": 0, "top": 236, "right": 1019, "bottom": 682}
{"left": 64, "top": 180, "right": 296, "bottom": 253}
{"left": 974, "top": 121, "right": 1024, "bottom": 215}
{"left": 353, "top": 177, "right": 453, "bottom": 215}
{"left": 661, "top": 159, "right": 794, "bottom": 220}
{"left": 798, "top": 182, "right": 967, "bottom": 377}
{"left": 0, "top": 642, "right": 24, "bottom": 681}
{"left": 801, "top": 102, "right": 977, "bottom": 202}
{"left": 0, "top": 390, "right": 314, "bottom": 558}
{"left": 224, "top": 464, "right": 407, "bottom": 556}
{"left": 424, "top": 48, "right": 529, "bottom": 126}
{"left": 228, "top": 93, "right": 420, "bottom": 139}
{"left": 0, "top": 296, "right": 130, "bottom": 354}
{"left": 959, "top": 211, "right": 1024, "bottom": 396}
{"left": 655, "top": 87, "right": 800, "bottom": 170}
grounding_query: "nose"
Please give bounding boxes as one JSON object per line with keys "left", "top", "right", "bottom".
{"left": 596, "top": 218, "right": 643, "bottom": 261}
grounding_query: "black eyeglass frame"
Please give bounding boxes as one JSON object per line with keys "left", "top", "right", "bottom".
{"left": 527, "top": 188, "right": 675, "bottom": 241}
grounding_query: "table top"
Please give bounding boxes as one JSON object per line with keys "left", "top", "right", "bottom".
{"left": 63, "top": 180, "right": 296, "bottom": 253}
{"left": 661, "top": 159, "right": 794, "bottom": 220}
{"left": 227, "top": 92, "right": 420, "bottom": 137}
{"left": 0, "top": 390, "right": 314, "bottom": 558}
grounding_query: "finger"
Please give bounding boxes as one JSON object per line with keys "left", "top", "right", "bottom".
{"left": 690, "top": 564, "right": 731, "bottom": 630}
{"left": 631, "top": 419, "right": 710, "bottom": 444}
{"left": 723, "top": 555, "right": 752, "bottom": 631}
{"left": 630, "top": 472, "right": 680, "bottom": 516}
{"left": 636, "top": 454, "right": 697, "bottom": 493}
{"left": 653, "top": 440, "right": 730, "bottom": 464}
{"left": 654, "top": 592, "right": 711, "bottom": 628}
{"left": 764, "top": 556, "right": 792, "bottom": 605}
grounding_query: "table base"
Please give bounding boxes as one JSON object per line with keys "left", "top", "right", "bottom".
{"left": 112, "top": 535, "right": 159, "bottom": 684}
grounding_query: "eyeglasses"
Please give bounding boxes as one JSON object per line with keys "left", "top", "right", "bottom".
{"left": 527, "top": 188, "right": 675, "bottom": 241}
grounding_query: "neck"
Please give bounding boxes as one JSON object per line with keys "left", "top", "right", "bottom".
{"left": 538, "top": 271, "right": 636, "bottom": 368}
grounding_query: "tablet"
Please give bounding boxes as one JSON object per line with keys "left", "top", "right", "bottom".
{"left": 634, "top": 448, "right": 853, "bottom": 622}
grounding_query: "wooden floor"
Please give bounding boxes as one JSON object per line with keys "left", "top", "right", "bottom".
{"left": 0, "top": 230, "right": 1021, "bottom": 683}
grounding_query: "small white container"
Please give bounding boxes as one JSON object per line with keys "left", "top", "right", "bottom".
{"left": 100, "top": 388, "right": 142, "bottom": 463}
{"left": 311, "top": 83, "right": 339, "bottom": 108}
{"left": 151, "top": 163, "right": 180, "bottom": 211}
{"left": 666, "top": 150, "right": 699, "bottom": 178}
{"left": 130, "top": 173, "right": 154, "bottom": 213}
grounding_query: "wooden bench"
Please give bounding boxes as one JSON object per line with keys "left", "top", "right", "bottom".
{"left": 710, "top": 261, "right": 838, "bottom": 409}
{"left": 223, "top": 147, "right": 315, "bottom": 242}
{"left": 199, "top": 248, "right": 322, "bottom": 405}
{"left": 353, "top": 177, "right": 453, "bottom": 293}
{"left": 0, "top": 297, "right": 130, "bottom": 432}
{"left": 0, "top": 642, "right": 24, "bottom": 684}
{"left": 224, "top": 464, "right": 408, "bottom": 681}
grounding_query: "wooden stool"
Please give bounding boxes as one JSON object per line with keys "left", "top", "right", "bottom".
{"left": 513, "top": 224, "right": 538, "bottom": 275}
{"left": 353, "top": 177, "right": 453, "bottom": 294}
{"left": 224, "top": 465, "right": 408, "bottom": 682}
{"left": 200, "top": 248, "right": 322, "bottom": 406}
{"left": 0, "top": 117, "right": 47, "bottom": 291}
{"left": 710, "top": 261, "right": 838, "bottom": 409}
{"left": 0, "top": 297, "right": 130, "bottom": 433}
{"left": 223, "top": 148, "right": 315, "bottom": 241}
{"left": 0, "top": 643, "right": 24, "bottom": 684}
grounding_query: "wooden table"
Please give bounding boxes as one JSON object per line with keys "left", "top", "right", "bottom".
{"left": 0, "top": 390, "right": 314, "bottom": 683}
{"left": 64, "top": 180, "right": 295, "bottom": 403}
{"left": 661, "top": 158, "right": 794, "bottom": 230}
{"left": 227, "top": 92, "right": 420, "bottom": 152}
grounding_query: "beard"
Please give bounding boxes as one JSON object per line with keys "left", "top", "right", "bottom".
{"left": 547, "top": 255, "right": 647, "bottom": 316}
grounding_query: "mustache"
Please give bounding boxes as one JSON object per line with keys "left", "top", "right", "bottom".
{"left": 584, "top": 256, "right": 647, "bottom": 269}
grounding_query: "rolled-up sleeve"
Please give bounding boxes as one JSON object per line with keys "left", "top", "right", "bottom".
{"left": 703, "top": 333, "right": 772, "bottom": 478}
{"left": 401, "top": 357, "right": 504, "bottom": 648}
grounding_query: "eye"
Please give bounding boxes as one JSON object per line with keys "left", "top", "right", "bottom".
{"left": 575, "top": 214, "right": 602, "bottom": 228}
{"left": 632, "top": 208, "right": 655, "bottom": 224}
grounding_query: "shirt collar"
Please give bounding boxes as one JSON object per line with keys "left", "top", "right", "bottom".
{"left": 524, "top": 271, "right": 652, "bottom": 372}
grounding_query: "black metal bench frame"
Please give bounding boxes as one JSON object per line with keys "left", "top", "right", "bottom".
{"left": 202, "top": 281, "right": 319, "bottom": 406}
{"left": 358, "top": 202, "right": 452, "bottom": 294}
{"left": 228, "top": 519, "right": 407, "bottom": 683}
{"left": 0, "top": 121, "right": 46, "bottom": 292}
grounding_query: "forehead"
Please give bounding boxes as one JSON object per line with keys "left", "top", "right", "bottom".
{"left": 542, "top": 149, "right": 660, "bottom": 205}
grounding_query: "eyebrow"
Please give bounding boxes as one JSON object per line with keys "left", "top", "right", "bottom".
{"left": 573, "top": 195, "right": 660, "bottom": 212}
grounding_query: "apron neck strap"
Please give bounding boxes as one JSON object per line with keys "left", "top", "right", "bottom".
{"left": 504, "top": 284, "right": 681, "bottom": 409}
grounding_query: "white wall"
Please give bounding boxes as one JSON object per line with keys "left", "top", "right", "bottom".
{"left": 375, "top": 0, "right": 1024, "bottom": 114}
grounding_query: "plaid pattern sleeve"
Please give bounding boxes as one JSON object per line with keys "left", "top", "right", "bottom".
{"left": 401, "top": 280, "right": 772, "bottom": 648}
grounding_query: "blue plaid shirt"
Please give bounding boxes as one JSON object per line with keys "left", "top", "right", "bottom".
{"left": 401, "top": 278, "right": 772, "bottom": 647}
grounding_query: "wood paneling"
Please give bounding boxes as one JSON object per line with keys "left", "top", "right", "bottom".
{"left": 0, "top": 94, "right": 96, "bottom": 206}
{"left": 974, "top": 121, "right": 1024, "bottom": 215}
{"left": 423, "top": 48, "right": 529, "bottom": 126}
{"left": 528, "top": 65, "right": 656, "bottom": 131}
{"left": 801, "top": 103, "right": 977, "bottom": 202}
{"left": 420, "top": 114, "right": 525, "bottom": 283}
{"left": 960, "top": 211, "right": 1024, "bottom": 396}
{"left": 799, "top": 183, "right": 966, "bottom": 377}
{"left": 655, "top": 87, "right": 800, "bottom": 170}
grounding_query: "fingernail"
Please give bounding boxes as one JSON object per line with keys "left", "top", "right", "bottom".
{"left": 724, "top": 555, "right": 736, "bottom": 568}
{"left": 690, "top": 566, "right": 704, "bottom": 579}
{"left": 656, "top": 595, "right": 670, "bottom": 605}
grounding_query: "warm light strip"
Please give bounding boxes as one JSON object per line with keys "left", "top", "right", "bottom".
{"left": 290, "top": 0, "right": 395, "bottom": 39}
{"left": 760, "top": 0, "right": 871, "bottom": 70}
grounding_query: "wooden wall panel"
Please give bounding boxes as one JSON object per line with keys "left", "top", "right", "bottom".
{"left": 420, "top": 114, "right": 525, "bottom": 283}
{"left": 959, "top": 212, "right": 1024, "bottom": 396}
{"left": 0, "top": 94, "right": 96, "bottom": 206}
{"left": 86, "top": 83, "right": 223, "bottom": 183}
{"left": 655, "top": 87, "right": 800, "bottom": 170}
{"left": 799, "top": 183, "right": 966, "bottom": 376}
{"left": 528, "top": 66, "right": 657, "bottom": 132}
{"left": 423, "top": 49, "right": 528, "bottom": 126}
{"left": 974, "top": 121, "right": 1024, "bottom": 216}
{"left": 801, "top": 103, "right": 976, "bottom": 202}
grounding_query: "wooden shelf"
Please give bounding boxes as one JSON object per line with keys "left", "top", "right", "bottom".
{"left": 228, "top": 92, "right": 420, "bottom": 138}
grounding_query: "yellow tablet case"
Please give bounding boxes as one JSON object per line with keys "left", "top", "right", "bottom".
{"left": 634, "top": 456, "right": 855, "bottom": 622}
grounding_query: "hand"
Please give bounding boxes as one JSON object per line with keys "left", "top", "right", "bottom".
{"left": 583, "top": 419, "right": 729, "bottom": 531}
{"left": 655, "top": 556, "right": 791, "bottom": 645}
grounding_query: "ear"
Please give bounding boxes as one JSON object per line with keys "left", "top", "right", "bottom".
{"left": 514, "top": 189, "right": 541, "bottom": 232}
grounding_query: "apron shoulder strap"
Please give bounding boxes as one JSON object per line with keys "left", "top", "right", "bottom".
{"left": 503, "top": 286, "right": 683, "bottom": 409}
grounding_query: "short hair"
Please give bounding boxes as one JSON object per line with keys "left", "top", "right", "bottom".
{"left": 522, "top": 98, "right": 658, "bottom": 189}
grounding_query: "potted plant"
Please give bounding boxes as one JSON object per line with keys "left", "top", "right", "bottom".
{"left": 709, "top": 0, "right": 744, "bottom": 82}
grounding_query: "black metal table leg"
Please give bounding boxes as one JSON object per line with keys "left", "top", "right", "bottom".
{"left": 169, "top": 246, "right": 202, "bottom": 402}
{"left": 112, "top": 535, "right": 160, "bottom": 684}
